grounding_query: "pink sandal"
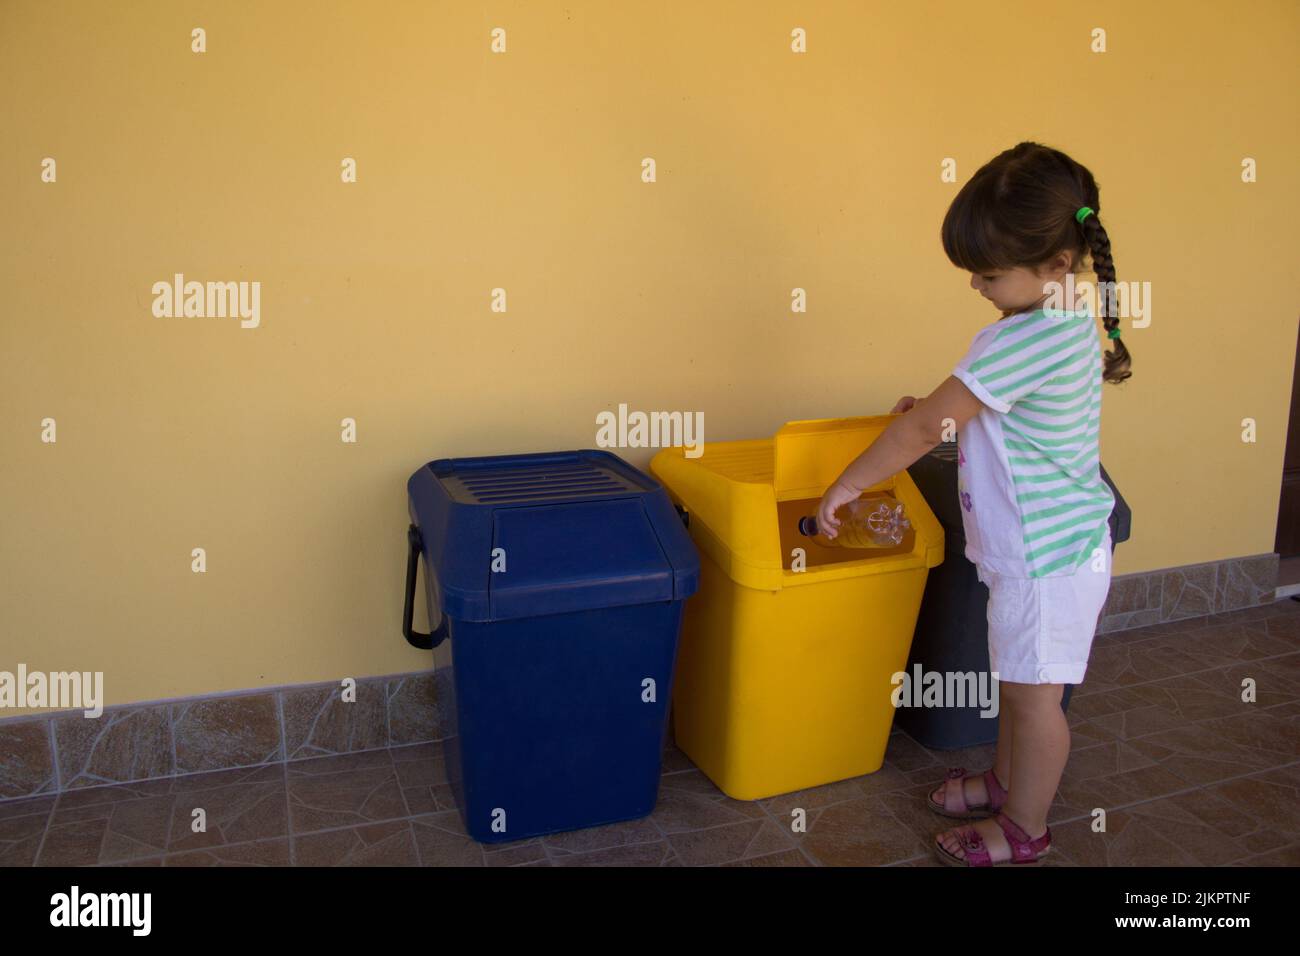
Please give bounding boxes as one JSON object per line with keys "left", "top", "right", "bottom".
{"left": 927, "top": 766, "right": 1008, "bottom": 819}
{"left": 934, "top": 811, "right": 1052, "bottom": 867}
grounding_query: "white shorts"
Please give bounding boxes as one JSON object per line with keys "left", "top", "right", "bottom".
{"left": 976, "top": 527, "right": 1113, "bottom": 685}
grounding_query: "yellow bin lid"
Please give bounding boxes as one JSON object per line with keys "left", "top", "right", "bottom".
{"left": 649, "top": 415, "right": 945, "bottom": 591}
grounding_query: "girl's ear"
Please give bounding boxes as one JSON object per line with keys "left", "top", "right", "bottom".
{"left": 1037, "top": 250, "right": 1073, "bottom": 276}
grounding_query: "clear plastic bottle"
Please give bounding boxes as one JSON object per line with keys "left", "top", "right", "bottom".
{"left": 798, "top": 496, "right": 910, "bottom": 548}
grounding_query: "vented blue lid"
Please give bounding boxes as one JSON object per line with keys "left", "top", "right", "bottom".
{"left": 407, "top": 450, "right": 700, "bottom": 622}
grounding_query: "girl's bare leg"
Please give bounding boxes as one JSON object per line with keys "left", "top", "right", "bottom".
{"left": 1000, "top": 681, "right": 1067, "bottom": 834}
{"left": 929, "top": 681, "right": 1014, "bottom": 809}
{"left": 936, "top": 681, "right": 1065, "bottom": 861}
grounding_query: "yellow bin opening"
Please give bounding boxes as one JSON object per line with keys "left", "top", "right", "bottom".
{"left": 650, "top": 415, "right": 945, "bottom": 801}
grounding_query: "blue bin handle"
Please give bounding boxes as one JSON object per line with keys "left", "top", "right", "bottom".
{"left": 404, "top": 525, "right": 449, "bottom": 650}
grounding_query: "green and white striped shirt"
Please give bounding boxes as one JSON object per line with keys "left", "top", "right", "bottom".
{"left": 951, "top": 307, "right": 1115, "bottom": 577}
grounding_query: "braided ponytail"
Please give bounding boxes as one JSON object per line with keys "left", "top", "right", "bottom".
{"left": 941, "top": 141, "right": 1134, "bottom": 387}
{"left": 1081, "top": 213, "right": 1132, "bottom": 384}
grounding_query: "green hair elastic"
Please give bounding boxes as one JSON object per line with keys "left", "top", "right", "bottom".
{"left": 1075, "top": 206, "right": 1095, "bottom": 224}
{"left": 1107, "top": 326, "right": 1122, "bottom": 340}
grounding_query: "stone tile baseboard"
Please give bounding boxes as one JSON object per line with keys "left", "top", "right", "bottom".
{"left": 0, "top": 669, "right": 450, "bottom": 802}
{"left": 1098, "top": 552, "right": 1278, "bottom": 634}
{"left": 0, "top": 551, "right": 1282, "bottom": 803}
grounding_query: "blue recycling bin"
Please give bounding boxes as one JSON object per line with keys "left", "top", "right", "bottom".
{"left": 403, "top": 449, "right": 699, "bottom": 843}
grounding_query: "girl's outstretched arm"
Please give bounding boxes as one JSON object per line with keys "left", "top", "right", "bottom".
{"left": 816, "top": 376, "right": 985, "bottom": 538}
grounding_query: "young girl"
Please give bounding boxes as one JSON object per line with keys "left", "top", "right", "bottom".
{"left": 816, "top": 142, "right": 1133, "bottom": 866}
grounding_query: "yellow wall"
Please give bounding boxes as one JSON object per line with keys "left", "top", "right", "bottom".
{"left": 3, "top": 1, "right": 1298, "bottom": 715}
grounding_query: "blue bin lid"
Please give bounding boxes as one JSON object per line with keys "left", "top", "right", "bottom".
{"left": 407, "top": 449, "right": 700, "bottom": 622}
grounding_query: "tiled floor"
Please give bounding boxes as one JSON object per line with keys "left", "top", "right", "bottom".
{"left": 3, "top": 599, "right": 1299, "bottom": 867}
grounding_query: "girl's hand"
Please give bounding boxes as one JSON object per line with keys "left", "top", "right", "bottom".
{"left": 891, "top": 395, "right": 918, "bottom": 414}
{"left": 817, "top": 478, "right": 862, "bottom": 540}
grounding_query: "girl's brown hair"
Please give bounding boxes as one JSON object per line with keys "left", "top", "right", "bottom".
{"left": 940, "top": 141, "right": 1131, "bottom": 384}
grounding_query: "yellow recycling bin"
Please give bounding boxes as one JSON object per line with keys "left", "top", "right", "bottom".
{"left": 649, "top": 416, "right": 944, "bottom": 800}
